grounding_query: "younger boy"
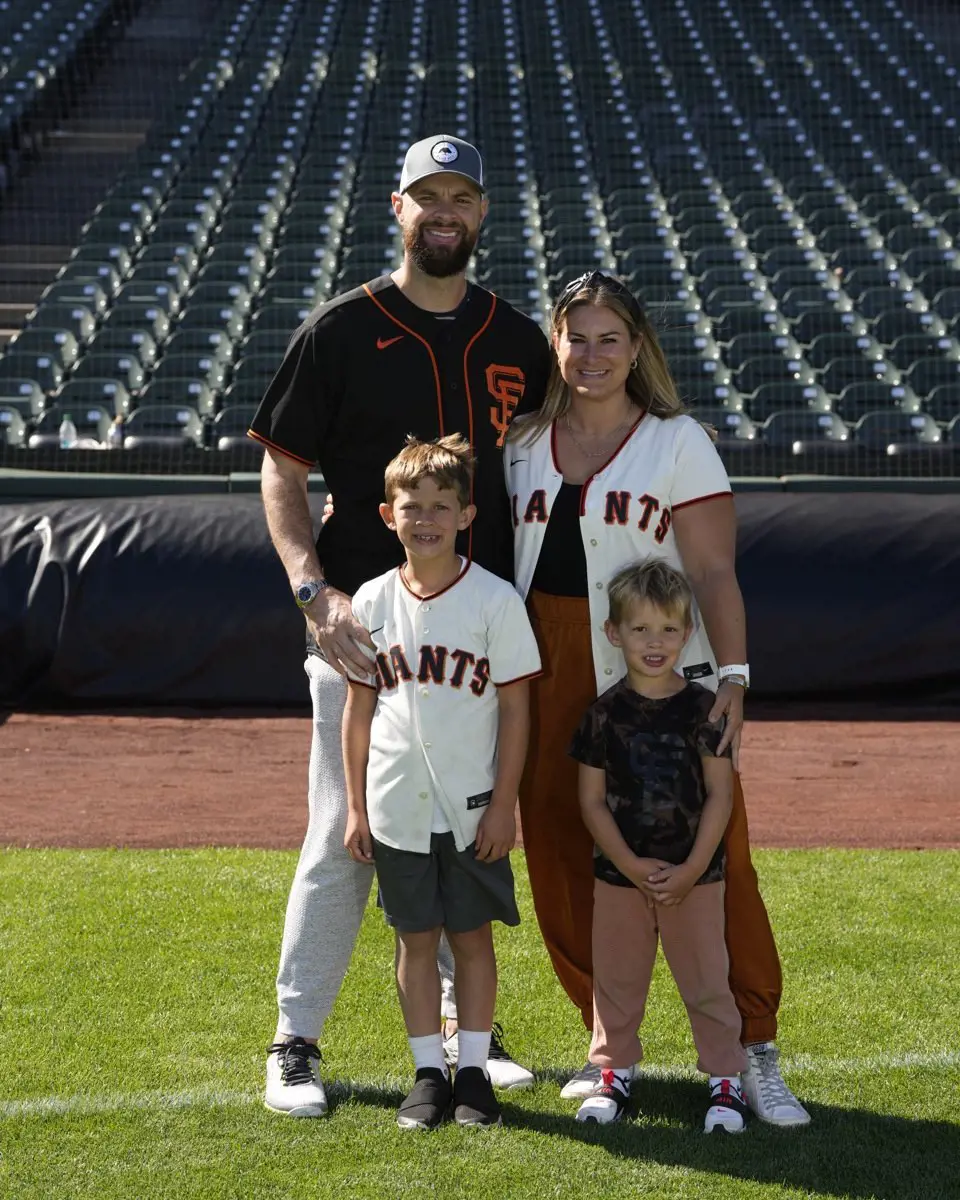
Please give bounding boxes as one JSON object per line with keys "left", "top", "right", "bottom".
{"left": 342, "top": 433, "right": 541, "bottom": 1131}
{"left": 569, "top": 559, "right": 749, "bottom": 1133}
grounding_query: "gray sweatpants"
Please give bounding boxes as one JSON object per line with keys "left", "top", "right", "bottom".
{"left": 275, "top": 654, "right": 456, "bottom": 1039}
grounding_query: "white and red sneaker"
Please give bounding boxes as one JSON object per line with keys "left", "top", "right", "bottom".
{"left": 575, "top": 1068, "right": 631, "bottom": 1125}
{"left": 704, "top": 1075, "right": 748, "bottom": 1134}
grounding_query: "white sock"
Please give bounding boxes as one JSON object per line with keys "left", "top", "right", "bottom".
{"left": 456, "top": 1029, "right": 491, "bottom": 1072}
{"left": 408, "top": 1033, "right": 447, "bottom": 1077}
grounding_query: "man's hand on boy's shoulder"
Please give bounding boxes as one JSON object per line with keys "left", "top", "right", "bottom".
{"left": 344, "top": 810, "right": 375, "bottom": 864}
{"left": 474, "top": 799, "right": 516, "bottom": 863}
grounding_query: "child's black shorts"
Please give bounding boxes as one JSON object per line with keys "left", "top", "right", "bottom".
{"left": 372, "top": 832, "right": 521, "bottom": 934}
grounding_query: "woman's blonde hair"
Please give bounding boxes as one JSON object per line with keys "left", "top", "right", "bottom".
{"left": 384, "top": 433, "right": 475, "bottom": 507}
{"left": 512, "top": 272, "right": 688, "bottom": 445}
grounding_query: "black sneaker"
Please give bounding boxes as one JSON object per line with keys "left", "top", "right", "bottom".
{"left": 397, "top": 1067, "right": 452, "bottom": 1131}
{"left": 453, "top": 1066, "right": 502, "bottom": 1128}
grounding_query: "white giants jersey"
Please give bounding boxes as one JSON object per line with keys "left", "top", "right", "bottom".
{"left": 506, "top": 413, "right": 733, "bottom": 697}
{"left": 350, "top": 560, "right": 541, "bottom": 853}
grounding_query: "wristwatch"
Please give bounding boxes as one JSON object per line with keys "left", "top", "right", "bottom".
{"left": 294, "top": 579, "right": 329, "bottom": 610}
{"left": 717, "top": 663, "right": 750, "bottom": 688}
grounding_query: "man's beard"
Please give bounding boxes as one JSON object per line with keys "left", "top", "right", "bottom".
{"left": 405, "top": 221, "right": 478, "bottom": 277}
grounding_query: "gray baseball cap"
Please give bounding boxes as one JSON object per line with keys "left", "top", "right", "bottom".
{"left": 398, "top": 134, "right": 485, "bottom": 194}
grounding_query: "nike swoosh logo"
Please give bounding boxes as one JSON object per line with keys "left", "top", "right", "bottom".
{"left": 509, "top": 458, "right": 527, "bottom": 466}
{"left": 369, "top": 625, "right": 384, "bottom": 636}
{"left": 376, "top": 335, "right": 404, "bottom": 350}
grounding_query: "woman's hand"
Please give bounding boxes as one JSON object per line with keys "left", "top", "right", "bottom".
{"left": 321, "top": 492, "right": 334, "bottom": 526}
{"left": 708, "top": 680, "right": 744, "bottom": 770}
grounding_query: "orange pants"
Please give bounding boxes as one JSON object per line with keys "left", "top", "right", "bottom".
{"left": 518, "top": 590, "right": 782, "bottom": 1045}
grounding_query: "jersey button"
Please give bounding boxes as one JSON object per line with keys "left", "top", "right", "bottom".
{"left": 419, "top": 791, "right": 429, "bottom": 800}
{"left": 423, "top": 604, "right": 431, "bottom": 612}
{"left": 423, "top": 741, "right": 432, "bottom": 749}
{"left": 420, "top": 688, "right": 429, "bottom": 697}
{"left": 590, "top": 538, "right": 598, "bottom": 546}
{"left": 604, "top": 667, "right": 613, "bottom": 675}
{"left": 595, "top": 581, "right": 604, "bottom": 589}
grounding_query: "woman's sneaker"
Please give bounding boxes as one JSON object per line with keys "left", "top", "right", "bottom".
{"left": 704, "top": 1076, "right": 748, "bottom": 1134}
{"left": 397, "top": 1067, "right": 452, "bottom": 1131}
{"left": 742, "top": 1042, "right": 811, "bottom": 1126}
{"left": 443, "top": 1021, "right": 535, "bottom": 1090}
{"left": 561, "top": 1061, "right": 637, "bottom": 1100}
{"left": 264, "top": 1039, "right": 328, "bottom": 1117}
{"left": 575, "top": 1069, "right": 631, "bottom": 1124}
{"left": 453, "top": 1066, "right": 503, "bottom": 1127}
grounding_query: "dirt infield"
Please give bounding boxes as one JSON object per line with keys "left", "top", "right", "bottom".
{"left": 1, "top": 711, "right": 957, "bottom": 850}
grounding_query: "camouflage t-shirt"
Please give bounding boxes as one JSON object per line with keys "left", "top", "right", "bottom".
{"left": 568, "top": 680, "right": 731, "bottom": 888}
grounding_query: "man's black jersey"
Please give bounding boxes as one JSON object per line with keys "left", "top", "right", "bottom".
{"left": 248, "top": 275, "right": 552, "bottom": 594}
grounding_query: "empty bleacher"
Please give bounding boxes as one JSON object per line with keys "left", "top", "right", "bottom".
{"left": 2, "top": 0, "right": 960, "bottom": 476}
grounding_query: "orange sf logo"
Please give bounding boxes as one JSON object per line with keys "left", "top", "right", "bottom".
{"left": 485, "top": 364, "right": 526, "bottom": 448}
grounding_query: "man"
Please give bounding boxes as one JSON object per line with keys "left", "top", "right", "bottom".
{"left": 248, "top": 134, "right": 552, "bottom": 1116}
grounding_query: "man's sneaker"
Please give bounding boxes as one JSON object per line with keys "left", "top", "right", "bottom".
{"left": 742, "top": 1042, "right": 811, "bottom": 1127}
{"left": 264, "top": 1039, "right": 328, "bottom": 1117}
{"left": 704, "top": 1076, "right": 748, "bottom": 1134}
{"left": 453, "top": 1066, "right": 502, "bottom": 1128}
{"left": 397, "top": 1067, "right": 452, "bottom": 1131}
{"left": 443, "top": 1022, "right": 535, "bottom": 1091}
{"left": 561, "top": 1060, "right": 637, "bottom": 1100}
{"left": 575, "top": 1069, "right": 631, "bottom": 1125}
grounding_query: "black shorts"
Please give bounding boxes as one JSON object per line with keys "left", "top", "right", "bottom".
{"left": 372, "top": 833, "right": 521, "bottom": 935}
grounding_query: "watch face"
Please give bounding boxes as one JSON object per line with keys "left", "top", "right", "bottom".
{"left": 297, "top": 584, "right": 315, "bottom": 604}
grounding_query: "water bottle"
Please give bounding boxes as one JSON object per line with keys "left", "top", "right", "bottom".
{"left": 58, "top": 413, "right": 78, "bottom": 450}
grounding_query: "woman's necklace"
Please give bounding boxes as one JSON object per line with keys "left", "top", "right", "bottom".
{"left": 563, "top": 410, "right": 637, "bottom": 458}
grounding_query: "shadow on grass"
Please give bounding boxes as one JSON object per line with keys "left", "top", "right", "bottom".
{"left": 498, "top": 1077, "right": 957, "bottom": 1200}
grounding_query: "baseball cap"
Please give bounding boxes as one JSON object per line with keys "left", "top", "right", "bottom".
{"left": 398, "top": 134, "right": 485, "bottom": 194}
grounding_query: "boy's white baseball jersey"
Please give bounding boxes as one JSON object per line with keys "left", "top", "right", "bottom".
{"left": 506, "top": 413, "right": 732, "bottom": 696}
{"left": 350, "top": 559, "right": 541, "bottom": 853}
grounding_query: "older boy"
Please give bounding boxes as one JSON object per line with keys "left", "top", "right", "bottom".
{"left": 343, "top": 434, "right": 541, "bottom": 1130}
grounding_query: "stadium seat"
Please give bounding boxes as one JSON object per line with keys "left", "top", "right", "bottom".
{"left": 834, "top": 383, "right": 924, "bottom": 421}
{"left": 28, "top": 404, "right": 113, "bottom": 449}
{"left": 56, "top": 378, "right": 132, "bottom": 417}
{"left": 121, "top": 405, "right": 204, "bottom": 449}
{"left": 211, "top": 403, "right": 259, "bottom": 450}
{"left": 762, "top": 411, "right": 851, "bottom": 449}
{"left": 853, "top": 411, "right": 943, "bottom": 452}
{"left": 0, "top": 379, "right": 46, "bottom": 419}
{"left": 0, "top": 407, "right": 27, "bottom": 448}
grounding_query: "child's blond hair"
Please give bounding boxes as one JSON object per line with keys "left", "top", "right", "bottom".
{"left": 607, "top": 559, "right": 694, "bottom": 627}
{"left": 384, "top": 433, "right": 475, "bottom": 508}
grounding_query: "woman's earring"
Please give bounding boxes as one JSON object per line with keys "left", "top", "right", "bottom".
{"left": 631, "top": 356, "right": 639, "bottom": 369}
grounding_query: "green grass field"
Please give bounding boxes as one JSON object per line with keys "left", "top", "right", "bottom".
{"left": 1, "top": 848, "right": 957, "bottom": 1200}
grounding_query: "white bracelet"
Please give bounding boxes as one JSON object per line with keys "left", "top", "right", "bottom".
{"left": 717, "top": 663, "right": 750, "bottom": 688}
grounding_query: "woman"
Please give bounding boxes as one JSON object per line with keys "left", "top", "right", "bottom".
{"left": 506, "top": 271, "right": 809, "bottom": 1126}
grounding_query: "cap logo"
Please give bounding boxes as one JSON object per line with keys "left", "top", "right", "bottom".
{"left": 431, "top": 140, "right": 459, "bottom": 164}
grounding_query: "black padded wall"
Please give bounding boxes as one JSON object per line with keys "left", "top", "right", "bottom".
{"left": 2, "top": 493, "right": 959, "bottom": 706}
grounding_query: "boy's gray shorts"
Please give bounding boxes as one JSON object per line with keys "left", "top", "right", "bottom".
{"left": 372, "top": 832, "right": 521, "bottom": 934}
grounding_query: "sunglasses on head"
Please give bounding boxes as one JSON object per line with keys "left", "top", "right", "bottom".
{"left": 554, "top": 270, "right": 645, "bottom": 323}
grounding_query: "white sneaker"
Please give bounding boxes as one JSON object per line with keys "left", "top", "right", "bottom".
{"left": 561, "top": 1061, "right": 637, "bottom": 1100}
{"left": 742, "top": 1042, "right": 811, "bottom": 1127}
{"left": 704, "top": 1076, "right": 747, "bottom": 1134}
{"left": 264, "top": 1039, "right": 328, "bottom": 1117}
{"left": 443, "top": 1022, "right": 535, "bottom": 1090}
{"left": 575, "top": 1070, "right": 631, "bottom": 1124}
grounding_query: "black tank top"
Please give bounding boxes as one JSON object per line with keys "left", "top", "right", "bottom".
{"left": 530, "top": 481, "right": 589, "bottom": 597}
